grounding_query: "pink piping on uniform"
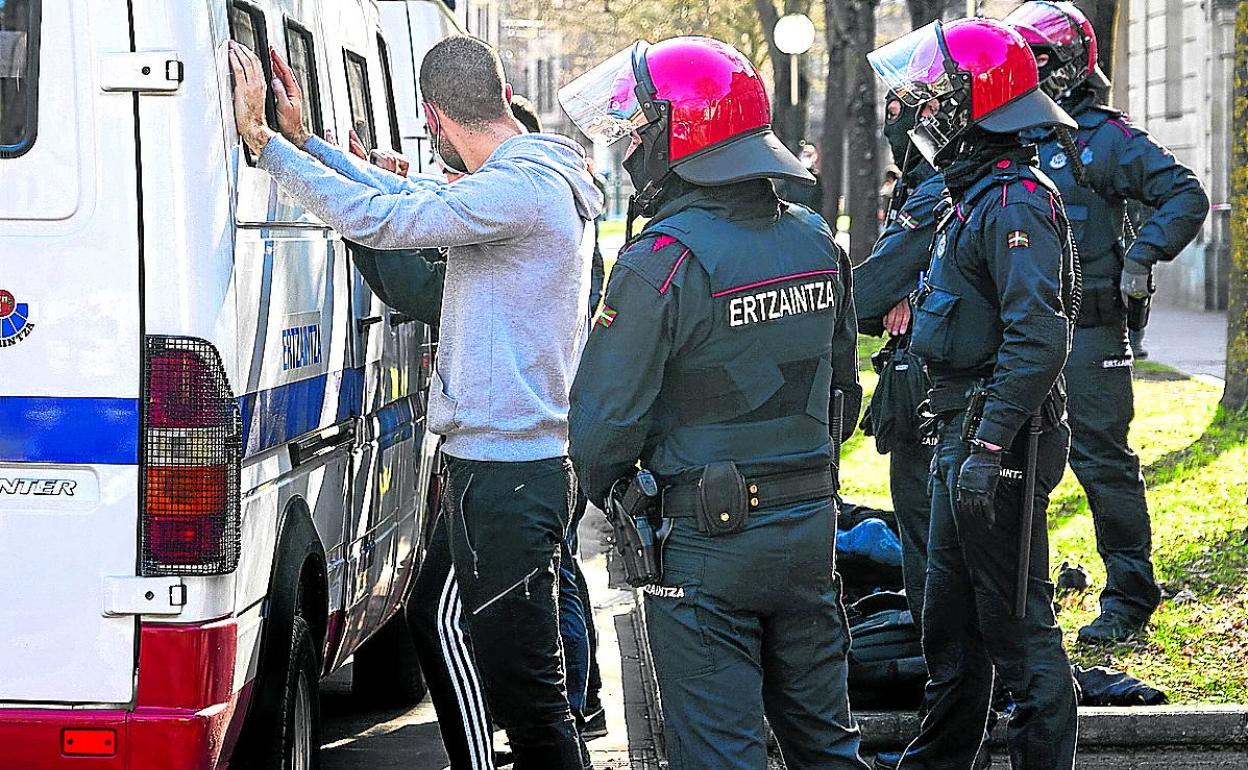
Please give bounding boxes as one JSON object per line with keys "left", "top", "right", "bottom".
{"left": 652, "top": 235, "right": 679, "bottom": 252}
{"left": 710, "top": 269, "right": 839, "bottom": 298}
{"left": 955, "top": 204, "right": 967, "bottom": 222}
{"left": 659, "top": 249, "right": 691, "bottom": 294}
{"left": 1107, "top": 119, "right": 1131, "bottom": 137}
{"left": 1001, "top": 185, "right": 1008, "bottom": 207}
{"left": 1048, "top": 192, "right": 1058, "bottom": 223}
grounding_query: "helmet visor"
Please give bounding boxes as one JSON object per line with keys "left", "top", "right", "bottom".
{"left": 868, "top": 22, "right": 958, "bottom": 108}
{"left": 1004, "top": 2, "right": 1082, "bottom": 55}
{"left": 559, "top": 42, "right": 653, "bottom": 146}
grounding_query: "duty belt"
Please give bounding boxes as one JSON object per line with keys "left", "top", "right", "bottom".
{"left": 661, "top": 466, "right": 837, "bottom": 518}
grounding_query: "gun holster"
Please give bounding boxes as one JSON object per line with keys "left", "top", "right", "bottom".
{"left": 695, "top": 461, "right": 749, "bottom": 536}
{"left": 606, "top": 471, "right": 663, "bottom": 587}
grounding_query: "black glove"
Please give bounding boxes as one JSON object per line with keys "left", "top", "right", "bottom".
{"left": 955, "top": 446, "right": 1003, "bottom": 526}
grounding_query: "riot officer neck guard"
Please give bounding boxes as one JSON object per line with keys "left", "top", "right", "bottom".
{"left": 942, "top": 134, "right": 1034, "bottom": 196}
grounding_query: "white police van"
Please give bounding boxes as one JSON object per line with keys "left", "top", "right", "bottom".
{"left": 0, "top": 1, "right": 460, "bottom": 767}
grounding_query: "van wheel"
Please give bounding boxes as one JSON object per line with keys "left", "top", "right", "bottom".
{"left": 279, "top": 616, "right": 321, "bottom": 770}
{"left": 352, "top": 609, "right": 427, "bottom": 706}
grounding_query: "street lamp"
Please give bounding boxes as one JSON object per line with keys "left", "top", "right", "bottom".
{"left": 774, "top": 13, "right": 816, "bottom": 106}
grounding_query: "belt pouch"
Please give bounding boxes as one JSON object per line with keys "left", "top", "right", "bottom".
{"left": 696, "top": 461, "right": 749, "bottom": 536}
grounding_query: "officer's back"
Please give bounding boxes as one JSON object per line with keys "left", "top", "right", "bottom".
{"left": 569, "top": 177, "right": 860, "bottom": 497}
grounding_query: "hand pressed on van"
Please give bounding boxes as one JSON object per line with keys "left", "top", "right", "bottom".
{"left": 228, "top": 41, "right": 276, "bottom": 154}
{"left": 269, "top": 48, "right": 313, "bottom": 149}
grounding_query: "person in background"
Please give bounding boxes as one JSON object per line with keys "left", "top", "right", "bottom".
{"left": 229, "top": 34, "right": 602, "bottom": 768}
{"left": 869, "top": 17, "right": 1081, "bottom": 769}
{"left": 1005, "top": 0, "right": 1210, "bottom": 645}
{"left": 775, "top": 139, "right": 825, "bottom": 215}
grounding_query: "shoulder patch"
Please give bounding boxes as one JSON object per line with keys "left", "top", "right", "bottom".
{"left": 896, "top": 211, "right": 919, "bottom": 230}
{"left": 616, "top": 234, "right": 693, "bottom": 294}
{"left": 593, "top": 305, "right": 617, "bottom": 328}
{"left": 1007, "top": 230, "right": 1030, "bottom": 249}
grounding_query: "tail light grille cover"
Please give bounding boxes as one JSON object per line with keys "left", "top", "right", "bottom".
{"left": 142, "top": 337, "right": 242, "bottom": 575}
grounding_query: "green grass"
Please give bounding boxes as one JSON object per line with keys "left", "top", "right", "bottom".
{"left": 841, "top": 337, "right": 1248, "bottom": 704}
{"left": 598, "top": 218, "right": 629, "bottom": 239}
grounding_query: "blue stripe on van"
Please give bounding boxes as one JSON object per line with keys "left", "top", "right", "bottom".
{"left": 239, "top": 367, "right": 367, "bottom": 457}
{"left": 1, "top": 368, "right": 403, "bottom": 464}
{"left": 377, "top": 397, "right": 416, "bottom": 450}
{"left": 0, "top": 396, "right": 141, "bottom": 465}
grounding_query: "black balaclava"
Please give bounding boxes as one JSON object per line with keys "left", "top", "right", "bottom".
{"left": 883, "top": 96, "right": 921, "bottom": 175}
{"left": 941, "top": 127, "right": 1031, "bottom": 196}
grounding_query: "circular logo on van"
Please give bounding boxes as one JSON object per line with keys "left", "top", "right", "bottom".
{"left": 0, "top": 290, "right": 34, "bottom": 347}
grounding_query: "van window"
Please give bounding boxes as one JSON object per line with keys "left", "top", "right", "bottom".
{"left": 342, "top": 50, "right": 376, "bottom": 151}
{"left": 0, "top": 0, "right": 40, "bottom": 158}
{"left": 375, "top": 34, "right": 402, "bottom": 151}
{"left": 229, "top": 1, "right": 277, "bottom": 155}
{"left": 284, "top": 20, "right": 323, "bottom": 137}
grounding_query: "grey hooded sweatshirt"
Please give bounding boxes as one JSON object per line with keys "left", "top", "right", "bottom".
{"left": 259, "top": 133, "right": 604, "bottom": 462}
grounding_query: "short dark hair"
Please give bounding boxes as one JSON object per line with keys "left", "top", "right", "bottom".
{"left": 419, "top": 36, "right": 509, "bottom": 126}
{"left": 510, "top": 95, "right": 543, "bottom": 133}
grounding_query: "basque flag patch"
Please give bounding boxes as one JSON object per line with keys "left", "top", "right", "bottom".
{"left": 594, "top": 305, "right": 617, "bottom": 328}
{"left": 1007, "top": 230, "right": 1030, "bottom": 249}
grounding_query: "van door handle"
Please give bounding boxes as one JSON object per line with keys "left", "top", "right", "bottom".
{"left": 357, "top": 315, "right": 383, "bottom": 334}
{"left": 291, "top": 423, "right": 356, "bottom": 466}
{"left": 389, "top": 312, "right": 416, "bottom": 327}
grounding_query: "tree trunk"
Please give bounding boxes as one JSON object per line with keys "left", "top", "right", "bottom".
{"left": 1074, "top": 0, "right": 1120, "bottom": 76}
{"left": 754, "top": 0, "right": 811, "bottom": 152}
{"left": 905, "top": 0, "right": 948, "bottom": 27}
{"left": 845, "top": 0, "right": 879, "bottom": 264}
{"left": 1224, "top": 2, "right": 1248, "bottom": 410}
{"left": 821, "top": 2, "right": 847, "bottom": 224}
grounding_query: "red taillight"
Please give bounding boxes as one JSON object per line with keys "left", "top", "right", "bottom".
{"left": 62, "top": 728, "right": 117, "bottom": 756}
{"left": 142, "top": 337, "right": 241, "bottom": 576}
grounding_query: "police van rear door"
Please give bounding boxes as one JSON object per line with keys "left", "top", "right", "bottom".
{"left": 0, "top": 0, "right": 145, "bottom": 705}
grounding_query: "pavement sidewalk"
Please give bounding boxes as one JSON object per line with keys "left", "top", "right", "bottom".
{"left": 1138, "top": 303, "right": 1227, "bottom": 382}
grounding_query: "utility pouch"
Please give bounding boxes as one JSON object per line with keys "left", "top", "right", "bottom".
{"left": 695, "top": 460, "right": 749, "bottom": 536}
{"left": 1126, "top": 295, "right": 1152, "bottom": 331}
{"left": 961, "top": 387, "right": 989, "bottom": 442}
{"left": 1077, "top": 286, "right": 1123, "bottom": 328}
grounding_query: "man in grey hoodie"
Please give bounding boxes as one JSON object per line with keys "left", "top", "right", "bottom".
{"left": 230, "top": 36, "right": 603, "bottom": 770}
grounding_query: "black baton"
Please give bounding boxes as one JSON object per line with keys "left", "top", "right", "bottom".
{"left": 1014, "top": 413, "right": 1042, "bottom": 619}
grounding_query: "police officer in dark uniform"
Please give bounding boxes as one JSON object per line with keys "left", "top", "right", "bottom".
{"left": 854, "top": 92, "right": 944, "bottom": 625}
{"left": 856, "top": 94, "right": 992, "bottom": 770}
{"left": 869, "top": 18, "right": 1081, "bottom": 769}
{"left": 560, "top": 37, "right": 869, "bottom": 770}
{"left": 1005, "top": 0, "right": 1210, "bottom": 644}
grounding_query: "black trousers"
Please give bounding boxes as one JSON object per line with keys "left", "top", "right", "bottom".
{"left": 889, "top": 438, "right": 937, "bottom": 623}
{"left": 900, "top": 417, "right": 1078, "bottom": 770}
{"left": 646, "top": 499, "right": 870, "bottom": 770}
{"left": 441, "top": 455, "right": 588, "bottom": 770}
{"left": 408, "top": 511, "right": 497, "bottom": 770}
{"left": 1066, "top": 322, "right": 1160, "bottom": 623}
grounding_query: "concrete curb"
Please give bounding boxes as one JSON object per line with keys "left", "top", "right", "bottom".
{"left": 858, "top": 706, "right": 1248, "bottom": 750}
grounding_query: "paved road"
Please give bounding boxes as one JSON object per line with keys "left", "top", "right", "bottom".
{"left": 1141, "top": 303, "right": 1227, "bottom": 382}
{"left": 320, "top": 512, "right": 660, "bottom": 770}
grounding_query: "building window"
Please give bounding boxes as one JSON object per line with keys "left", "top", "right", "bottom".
{"left": 1164, "top": 0, "right": 1184, "bottom": 118}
